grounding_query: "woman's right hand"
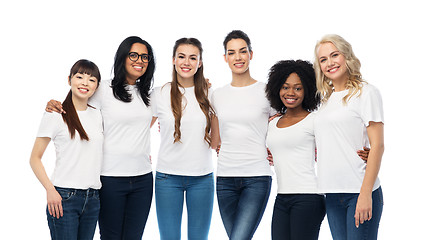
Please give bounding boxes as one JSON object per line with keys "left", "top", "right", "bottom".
{"left": 46, "top": 99, "right": 65, "bottom": 114}
{"left": 47, "top": 188, "right": 63, "bottom": 219}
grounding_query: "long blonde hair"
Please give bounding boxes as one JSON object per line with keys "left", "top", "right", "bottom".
{"left": 313, "top": 34, "right": 365, "bottom": 103}
{"left": 170, "top": 38, "right": 214, "bottom": 145}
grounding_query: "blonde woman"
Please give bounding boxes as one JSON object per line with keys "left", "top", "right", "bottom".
{"left": 314, "top": 34, "right": 384, "bottom": 239}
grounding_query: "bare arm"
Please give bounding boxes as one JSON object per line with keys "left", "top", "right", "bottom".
{"left": 150, "top": 117, "right": 158, "bottom": 128}
{"left": 30, "top": 137, "right": 63, "bottom": 219}
{"left": 210, "top": 115, "right": 221, "bottom": 150}
{"left": 355, "top": 122, "right": 384, "bottom": 228}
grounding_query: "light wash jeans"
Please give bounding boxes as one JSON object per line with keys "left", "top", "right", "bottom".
{"left": 155, "top": 172, "right": 214, "bottom": 240}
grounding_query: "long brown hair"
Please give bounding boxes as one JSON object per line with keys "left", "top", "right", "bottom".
{"left": 62, "top": 59, "right": 101, "bottom": 141}
{"left": 170, "top": 38, "right": 214, "bottom": 145}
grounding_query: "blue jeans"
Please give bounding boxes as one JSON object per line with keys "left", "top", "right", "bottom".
{"left": 271, "top": 194, "right": 326, "bottom": 240}
{"left": 217, "top": 176, "right": 272, "bottom": 240}
{"left": 325, "top": 187, "right": 383, "bottom": 240}
{"left": 47, "top": 187, "right": 100, "bottom": 240}
{"left": 98, "top": 173, "right": 153, "bottom": 240}
{"left": 155, "top": 172, "right": 214, "bottom": 240}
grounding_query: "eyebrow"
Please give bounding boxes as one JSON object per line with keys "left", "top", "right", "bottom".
{"left": 227, "top": 47, "right": 248, "bottom": 52}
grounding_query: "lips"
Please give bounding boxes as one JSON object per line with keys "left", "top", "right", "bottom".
{"left": 234, "top": 62, "right": 244, "bottom": 68}
{"left": 133, "top": 65, "right": 143, "bottom": 71}
{"left": 181, "top": 67, "right": 191, "bottom": 72}
{"left": 78, "top": 87, "right": 89, "bottom": 93}
{"left": 284, "top": 98, "right": 297, "bottom": 104}
{"left": 328, "top": 66, "right": 339, "bottom": 73}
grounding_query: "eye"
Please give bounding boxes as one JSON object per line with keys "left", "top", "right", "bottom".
{"left": 320, "top": 58, "right": 326, "bottom": 63}
{"left": 295, "top": 87, "right": 302, "bottom": 91}
{"left": 190, "top": 57, "right": 197, "bottom": 61}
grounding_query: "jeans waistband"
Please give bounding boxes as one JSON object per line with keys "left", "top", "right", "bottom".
{"left": 55, "top": 187, "right": 99, "bottom": 197}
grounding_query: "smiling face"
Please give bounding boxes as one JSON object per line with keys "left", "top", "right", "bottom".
{"left": 125, "top": 43, "right": 149, "bottom": 84}
{"left": 69, "top": 72, "right": 98, "bottom": 101}
{"left": 279, "top": 73, "right": 304, "bottom": 111}
{"left": 317, "top": 42, "right": 348, "bottom": 84}
{"left": 224, "top": 38, "right": 253, "bottom": 75}
{"left": 173, "top": 44, "right": 202, "bottom": 82}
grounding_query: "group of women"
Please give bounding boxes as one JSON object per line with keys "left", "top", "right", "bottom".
{"left": 30, "top": 30, "right": 384, "bottom": 240}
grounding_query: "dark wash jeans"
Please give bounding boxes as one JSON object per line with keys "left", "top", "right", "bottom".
{"left": 271, "top": 193, "right": 326, "bottom": 240}
{"left": 217, "top": 176, "right": 272, "bottom": 240}
{"left": 98, "top": 172, "right": 153, "bottom": 240}
{"left": 47, "top": 187, "right": 100, "bottom": 240}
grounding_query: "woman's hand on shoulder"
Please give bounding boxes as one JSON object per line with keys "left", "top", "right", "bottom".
{"left": 46, "top": 99, "right": 65, "bottom": 114}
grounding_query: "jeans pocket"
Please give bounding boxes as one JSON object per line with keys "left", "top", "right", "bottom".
{"left": 56, "top": 188, "right": 75, "bottom": 202}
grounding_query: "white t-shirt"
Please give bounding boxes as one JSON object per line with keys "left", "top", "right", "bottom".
{"left": 151, "top": 84, "right": 213, "bottom": 176}
{"left": 266, "top": 113, "right": 318, "bottom": 194}
{"left": 89, "top": 79, "right": 152, "bottom": 176}
{"left": 211, "top": 81, "right": 274, "bottom": 177}
{"left": 314, "top": 83, "right": 384, "bottom": 193}
{"left": 37, "top": 108, "right": 103, "bottom": 189}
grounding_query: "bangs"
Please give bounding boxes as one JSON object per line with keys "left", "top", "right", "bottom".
{"left": 70, "top": 59, "right": 101, "bottom": 81}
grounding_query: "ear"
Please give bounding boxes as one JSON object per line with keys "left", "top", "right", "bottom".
{"left": 68, "top": 76, "right": 71, "bottom": 86}
{"left": 172, "top": 56, "right": 176, "bottom": 65}
{"left": 249, "top": 50, "right": 253, "bottom": 60}
{"left": 223, "top": 54, "right": 228, "bottom": 63}
{"left": 199, "top": 60, "right": 203, "bottom": 69}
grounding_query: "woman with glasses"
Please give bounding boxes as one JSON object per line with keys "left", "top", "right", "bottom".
{"left": 151, "top": 38, "right": 215, "bottom": 240}
{"left": 46, "top": 36, "right": 156, "bottom": 240}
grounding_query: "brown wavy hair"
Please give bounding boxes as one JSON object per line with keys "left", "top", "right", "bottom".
{"left": 62, "top": 59, "right": 101, "bottom": 141}
{"left": 170, "top": 38, "right": 214, "bottom": 145}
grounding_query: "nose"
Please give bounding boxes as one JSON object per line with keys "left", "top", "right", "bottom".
{"left": 82, "top": 77, "right": 88, "bottom": 85}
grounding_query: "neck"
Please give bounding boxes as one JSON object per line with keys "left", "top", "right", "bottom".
{"left": 126, "top": 77, "right": 137, "bottom": 85}
{"left": 284, "top": 108, "right": 308, "bottom": 118}
{"left": 231, "top": 69, "right": 256, "bottom": 87}
{"left": 177, "top": 76, "right": 195, "bottom": 88}
{"left": 332, "top": 76, "right": 348, "bottom": 92}
{"left": 72, "top": 96, "right": 89, "bottom": 111}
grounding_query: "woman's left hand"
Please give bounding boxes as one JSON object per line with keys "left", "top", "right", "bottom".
{"left": 354, "top": 192, "right": 372, "bottom": 228}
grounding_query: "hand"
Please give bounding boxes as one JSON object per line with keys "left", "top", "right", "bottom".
{"left": 205, "top": 78, "right": 212, "bottom": 88}
{"left": 215, "top": 145, "right": 221, "bottom": 156}
{"left": 47, "top": 188, "right": 63, "bottom": 219}
{"left": 354, "top": 192, "right": 372, "bottom": 228}
{"left": 268, "top": 113, "right": 282, "bottom": 122}
{"left": 46, "top": 100, "right": 65, "bottom": 114}
{"left": 357, "top": 147, "right": 370, "bottom": 162}
{"left": 267, "top": 148, "right": 274, "bottom": 166}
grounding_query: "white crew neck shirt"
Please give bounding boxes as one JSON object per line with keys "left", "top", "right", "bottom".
{"left": 314, "top": 83, "right": 384, "bottom": 193}
{"left": 267, "top": 113, "right": 318, "bottom": 194}
{"left": 211, "top": 81, "right": 274, "bottom": 177}
{"left": 151, "top": 84, "right": 213, "bottom": 176}
{"left": 37, "top": 107, "right": 103, "bottom": 189}
{"left": 89, "top": 79, "right": 152, "bottom": 176}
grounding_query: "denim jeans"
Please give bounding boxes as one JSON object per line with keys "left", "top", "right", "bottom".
{"left": 46, "top": 187, "right": 100, "bottom": 240}
{"left": 271, "top": 194, "right": 326, "bottom": 240}
{"left": 325, "top": 187, "right": 383, "bottom": 240}
{"left": 98, "top": 173, "right": 153, "bottom": 240}
{"left": 217, "top": 176, "right": 272, "bottom": 240}
{"left": 155, "top": 172, "right": 214, "bottom": 240}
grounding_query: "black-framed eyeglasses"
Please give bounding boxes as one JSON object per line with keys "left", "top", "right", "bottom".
{"left": 128, "top": 52, "right": 152, "bottom": 63}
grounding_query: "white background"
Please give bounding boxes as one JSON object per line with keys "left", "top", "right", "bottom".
{"left": 1, "top": 0, "right": 422, "bottom": 239}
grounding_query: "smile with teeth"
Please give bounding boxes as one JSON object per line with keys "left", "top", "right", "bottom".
{"left": 284, "top": 98, "right": 297, "bottom": 104}
{"left": 78, "top": 88, "right": 89, "bottom": 93}
{"left": 328, "top": 66, "right": 339, "bottom": 73}
{"left": 234, "top": 62, "right": 244, "bottom": 68}
{"left": 181, "top": 67, "right": 191, "bottom": 72}
{"left": 133, "top": 65, "right": 143, "bottom": 71}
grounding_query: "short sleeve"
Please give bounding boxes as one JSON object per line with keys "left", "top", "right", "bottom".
{"left": 150, "top": 87, "right": 158, "bottom": 117}
{"left": 36, "top": 112, "right": 61, "bottom": 139}
{"left": 360, "top": 85, "right": 384, "bottom": 126}
{"left": 88, "top": 80, "right": 108, "bottom": 109}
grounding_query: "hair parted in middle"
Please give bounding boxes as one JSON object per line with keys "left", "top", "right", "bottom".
{"left": 223, "top": 30, "right": 252, "bottom": 52}
{"left": 170, "top": 37, "right": 215, "bottom": 145}
{"left": 266, "top": 59, "right": 320, "bottom": 114}
{"left": 313, "top": 34, "right": 365, "bottom": 104}
{"left": 111, "top": 36, "right": 155, "bottom": 106}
